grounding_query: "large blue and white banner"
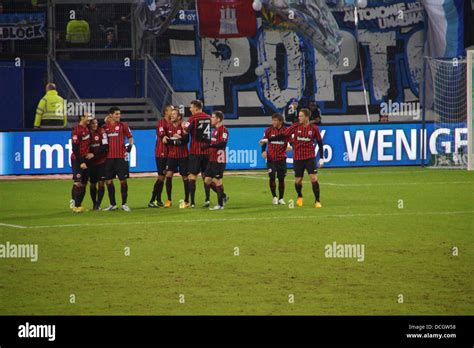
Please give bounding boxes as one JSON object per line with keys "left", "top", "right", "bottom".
{"left": 0, "top": 123, "right": 468, "bottom": 175}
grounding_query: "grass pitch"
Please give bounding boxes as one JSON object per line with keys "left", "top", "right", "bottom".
{"left": 0, "top": 166, "right": 473, "bottom": 315}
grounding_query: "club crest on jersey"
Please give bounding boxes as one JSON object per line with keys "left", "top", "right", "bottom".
{"left": 115, "top": 126, "right": 119, "bottom": 130}
{"left": 309, "top": 131, "right": 313, "bottom": 135}
{"left": 95, "top": 136, "right": 99, "bottom": 141}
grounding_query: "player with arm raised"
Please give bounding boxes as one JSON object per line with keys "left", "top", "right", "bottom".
{"left": 182, "top": 100, "right": 212, "bottom": 208}
{"left": 261, "top": 108, "right": 324, "bottom": 208}
{"left": 103, "top": 107, "right": 134, "bottom": 212}
{"left": 149, "top": 105, "right": 173, "bottom": 208}
{"left": 70, "top": 113, "right": 94, "bottom": 213}
{"left": 88, "top": 118, "right": 109, "bottom": 210}
{"left": 203, "top": 111, "right": 229, "bottom": 210}
{"left": 162, "top": 108, "right": 190, "bottom": 208}
{"left": 261, "top": 113, "right": 288, "bottom": 205}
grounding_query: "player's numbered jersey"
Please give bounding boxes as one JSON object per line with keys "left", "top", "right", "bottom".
{"left": 264, "top": 126, "right": 287, "bottom": 162}
{"left": 104, "top": 121, "right": 133, "bottom": 159}
{"left": 209, "top": 125, "right": 228, "bottom": 163}
{"left": 89, "top": 128, "right": 108, "bottom": 165}
{"left": 284, "top": 123, "right": 322, "bottom": 161}
{"left": 155, "top": 118, "right": 169, "bottom": 158}
{"left": 184, "top": 112, "right": 211, "bottom": 155}
{"left": 71, "top": 124, "right": 91, "bottom": 161}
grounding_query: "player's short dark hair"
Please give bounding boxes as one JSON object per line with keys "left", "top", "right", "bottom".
{"left": 163, "top": 105, "right": 174, "bottom": 114}
{"left": 212, "top": 110, "right": 224, "bottom": 121}
{"left": 190, "top": 100, "right": 203, "bottom": 110}
{"left": 108, "top": 106, "right": 120, "bottom": 115}
{"left": 300, "top": 108, "right": 311, "bottom": 118}
{"left": 271, "top": 113, "right": 284, "bottom": 123}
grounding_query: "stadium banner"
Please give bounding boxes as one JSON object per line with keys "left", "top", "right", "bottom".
{"left": 196, "top": 0, "right": 257, "bottom": 38}
{"left": 0, "top": 122, "right": 468, "bottom": 175}
{"left": 0, "top": 13, "right": 45, "bottom": 41}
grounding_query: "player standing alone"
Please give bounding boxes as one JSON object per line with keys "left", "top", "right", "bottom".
{"left": 261, "top": 108, "right": 324, "bottom": 208}
{"left": 88, "top": 118, "right": 108, "bottom": 210}
{"left": 183, "top": 100, "right": 212, "bottom": 208}
{"left": 203, "top": 111, "right": 229, "bottom": 210}
{"left": 261, "top": 113, "right": 288, "bottom": 205}
{"left": 163, "top": 107, "right": 190, "bottom": 208}
{"left": 149, "top": 105, "right": 173, "bottom": 208}
{"left": 70, "top": 113, "right": 94, "bottom": 213}
{"left": 103, "top": 107, "right": 134, "bottom": 212}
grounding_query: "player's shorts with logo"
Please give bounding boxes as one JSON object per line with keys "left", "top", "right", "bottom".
{"left": 188, "top": 154, "right": 209, "bottom": 175}
{"left": 155, "top": 157, "right": 168, "bottom": 176}
{"left": 89, "top": 163, "right": 106, "bottom": 184}
{"left": 267, "top": 160, "right": 287, "bottom": 179}
{"left": 293, "top": 158, "right": 317, "bottom": 177}
{"left": 204, "top": 162, "right": 225, "bottom": 179}
{"left": 166, "top": 157, "right": 188, "bottom": 176}
{"left": 105, "top": 158, "right": 129, "bottom": 180}
{"left": 72, "top": 159, "right": 89, "bottom": 184}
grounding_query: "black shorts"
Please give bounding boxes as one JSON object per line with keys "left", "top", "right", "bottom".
{"left": 72, "top": 159, "right": 89, "bottom": 184}
{"left": 155, "top": 157, "right": 168, "bottom": 176}
{"left": 188, "top": 154, "right": 209, "bottom": 175}
{"left": 89, "top": 162, "right": 106, "bottom": 184}
{"left": 204, "top": 162, "right": 225, "bottom": 179}
{"left": 166, "top": 157, "right": 188, "bottom": 176}
{"left": 294, "top": 158, "right": 317, "bottom": 177}
{"left": 267, "top": 160, "right": 287, "bottom": 179}
{"left": 105, "top": 158, "right": 129, "bottom": 180}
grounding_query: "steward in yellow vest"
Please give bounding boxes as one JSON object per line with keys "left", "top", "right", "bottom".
{"left": 34, "top": 83, "right": 67, "bottom": 128}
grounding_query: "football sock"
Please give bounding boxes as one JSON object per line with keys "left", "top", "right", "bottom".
{"left": 312, "top": 181, "right": 320, "bottom": 202}
{"left": 156, "top": 179, "right": 164, "bottom": 202}
{"left": 216, "top": 185, "right": 224, "bottom": 207}
{"left": 269, "top": 179, "right": 277, "bottom": 197}
{"left": 189, "top": 179, "right": 196, "bottom": 204}
{"left": 97, "top": 185, "right": 105, "bottom": 206}
{"left": 295, "top": 183, "right": 303, "bottom": 198}
{"left": 150, "top": 179, "right": 160, "bottom": 202}
{"left": 75, "top": 185, "right": 86, "bottom": 207}
{"left": 165, "top": 177, "right": 172, "bottom": 201}
{"left": 204, "top": 181, "right": 210, "bottom": 201}
{"left": 90, "top": 184, "right": 97, "bottom": 206}
{"left": 183, "top": 178, "right": 190, "bottom": 203}
{"left": 278, "top": 180, "right": 285, "bottom": 199}
{"left": 107, "top": 182, "right": 116, "bottom": 206}
{"left": 120, "top": 181, "right": 128, "bottom": 205}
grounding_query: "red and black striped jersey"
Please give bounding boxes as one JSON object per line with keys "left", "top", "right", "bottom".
{"left": 155, "top": 118, "right": 169, "bottom": 158}
{"left": 284, "top": 123, "right": 322, "bottom": 161}
{"left": 184, "top": 112, "right": 211, "bottom": 156}
{"left": 166, "top": 122, "right": 189, "bottom": 159}
{"left": 209, "top": 125, "right": 228, "bottom": 163}
{"left": 263, "top": 126, "right": 287, "bottom": 162}
{"left": 104, "top": 121, "right": 133, "bottom": 159}
{"left": 89, "top": 127, "right": 108, "bottom": 165}
{"left": 71, "top": 124, "right": 91, "bottom": 162}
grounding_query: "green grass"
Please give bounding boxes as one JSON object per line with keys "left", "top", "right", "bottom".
{"left": 0, "top": 166, "right": 473, "bottom": 315}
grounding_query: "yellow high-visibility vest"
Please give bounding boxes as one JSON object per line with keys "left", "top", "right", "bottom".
{"left": 66, "top": 20, "right": 90, "bottom": 44}
{"left": 34, "top": 90, "right": 67, "bottom": 127}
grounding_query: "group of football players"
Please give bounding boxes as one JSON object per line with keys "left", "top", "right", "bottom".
{"left": 69, "top": 100, "right": 325, "bottom": 213}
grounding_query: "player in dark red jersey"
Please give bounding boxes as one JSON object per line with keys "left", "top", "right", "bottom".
{"left": 148, "top": 105, "right": 173, "bottom": 208}
{"left": 261, "top": 108, "right": 325, "bottom": 208}
{"left": 203, "top": 111, "right": 229, "bottom": 210}
{"left": 182, "top": 100, "right": 212, "bottom": 208}
{"left": 261, "top": 113, "right": 288, "bottom": 205}
{"left": 70, "top": 113, "right": 94, "bottom": 213}
{"left": 162, "top": 108, "right": 190, "bottom": 208}
{"left": 88, "top": 118, "right": 109, "bottom": 210}
{"left": 103, "top": 106, "right": 134, "bottom": 212}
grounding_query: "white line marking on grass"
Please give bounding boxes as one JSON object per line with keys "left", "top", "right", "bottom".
{"left": 241, "top": 176, "right": 474, "bottom": 186}
{"left": 22, "top": 210, "right": 474, "bottom": 230}
{"left": 0, "top": 223, "right": 27, "bottom": 229}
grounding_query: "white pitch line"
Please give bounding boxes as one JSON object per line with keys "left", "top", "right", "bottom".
{"left": 18, "top": 210, "right": 474, "bottom": 230}
{"left": 0, "top": 223, "right": 27, "bottom": 229}
{"left": 241, "top": 176, "right": 474, "bottom": 186}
